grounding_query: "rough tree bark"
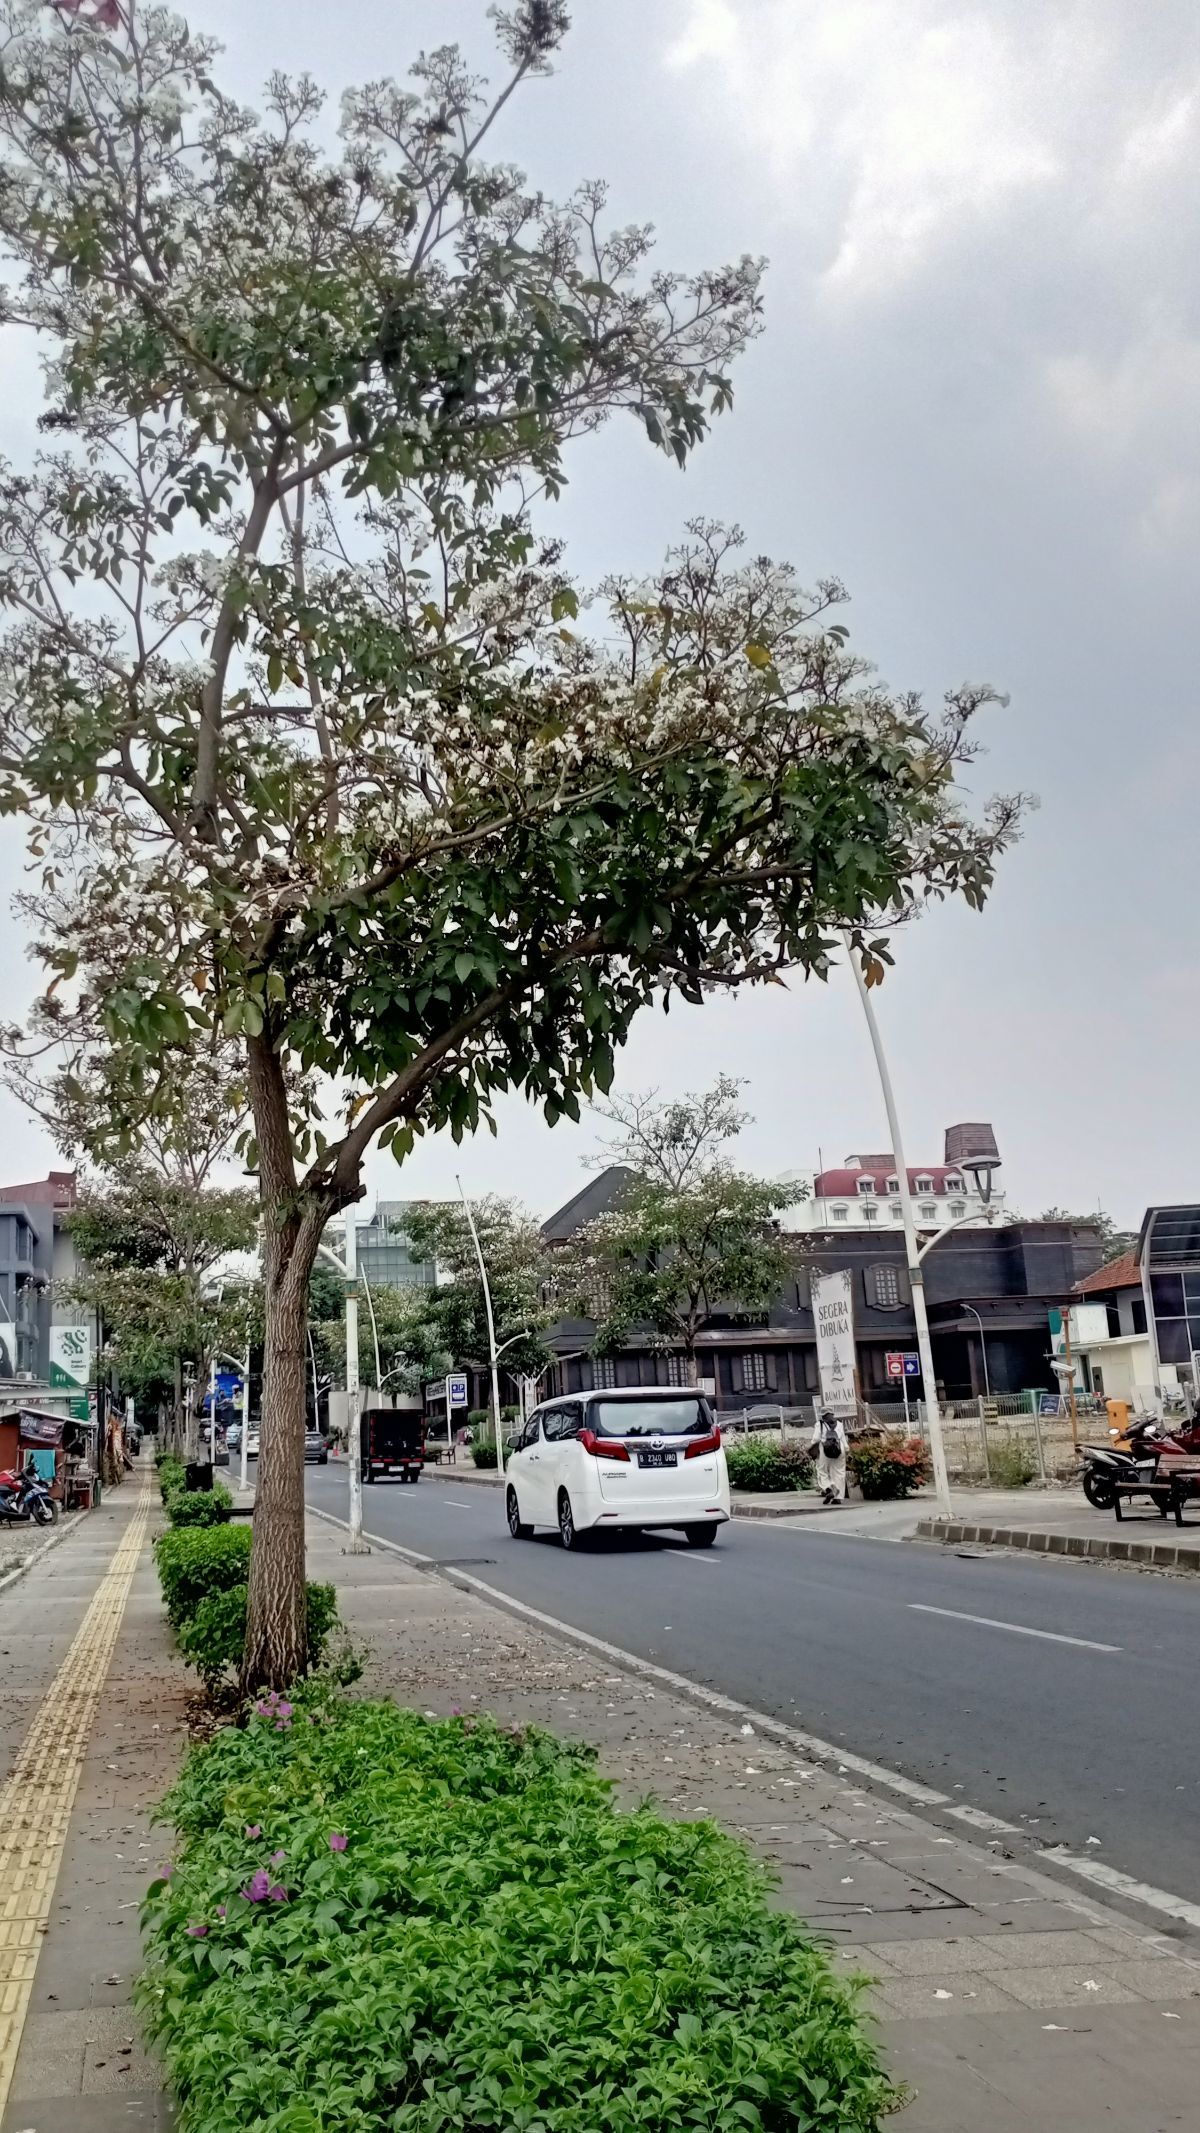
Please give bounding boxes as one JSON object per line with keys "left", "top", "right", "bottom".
{"left": 240, "top": 1034, "right": 338, "bottom": 1692}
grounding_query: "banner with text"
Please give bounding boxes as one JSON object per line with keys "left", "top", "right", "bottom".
{"left": 49, "top": 1323, "right": 92, "bottom": 1421}
{"left": 812, "top": 1269, "right": 857, "bottom": 1414}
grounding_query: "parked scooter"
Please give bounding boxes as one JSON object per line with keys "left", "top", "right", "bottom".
{"left": 1079, "top": 1416, "right": 1165, "bottom": 1510}
{"left": 1079, "top": 1414, "right": 1200, "bottom": 1512}
{"left": 0, "top": 1465, "right": 59, "bottom": 1526}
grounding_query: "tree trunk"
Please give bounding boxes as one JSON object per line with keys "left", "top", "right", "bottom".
{"left": 240, "top": 1033, "right": 334, "bottom": 1694}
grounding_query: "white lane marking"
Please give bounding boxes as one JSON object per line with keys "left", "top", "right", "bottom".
{"left": 1043, "top": 1851, "right": 1200, "bottom": 1934}
{"left": 443, "top": 1498, "right": 473, "bottom": 1507}
{"left": 949, "top": 1804, "right": 1023, "bottom": 1836}
{"left": 664, "top": 1550, "right": 722, "bottom": 1564}
{"left": 908, "top": 1603, "right": 1121, "bottom": 1652}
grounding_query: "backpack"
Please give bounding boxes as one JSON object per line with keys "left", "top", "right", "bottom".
{"left": 820, "top": 1422, "right": 842, "bottom": 1461}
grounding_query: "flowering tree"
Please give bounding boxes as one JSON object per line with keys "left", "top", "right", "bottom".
{"left": 0, "top": 3, "right": 1022, "bottom": 1685}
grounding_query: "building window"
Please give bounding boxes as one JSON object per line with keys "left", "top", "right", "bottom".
{"left": 945, "top": 1176, "right": 963, "bottom": 1195}
{"left": 915, "top": 1176, "right": 934, "bottom": 1195}
{"left": 862, "top": 1201, "right": 877, "bottom": 1223}
{"left": 592, "top": 1355, "right": 616, "bottom": 1390}
{"left": 857, "top": 1177, "right": 876, "bottom": 1196}
{"left": 832, "top": 1205, "right": 849, "bottom": 1224}
{"left": 887, "top": 1176, "right": 900, "bottom": 1193}
{"left": 665, "top": 1353, "right": 687, "bottom": 1386}
{"left": 920, "top": 1202, "right": 938, "bottom": 1222}
{"left": 794, "top": 1270, "right": 812, "bottom": 1310}
{"left": 891, "top": 1202, "right": 904, "bottom": 1221}
{"left": 741, "top": 1352, "right": 767, "bottom": 1393}
{"left": 870, "top": 1265, "right": 902, "bottom": 1309}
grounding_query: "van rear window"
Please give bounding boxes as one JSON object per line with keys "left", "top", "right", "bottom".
{"left": 590, "top": 1398, "right": 710, "bottom": 1440}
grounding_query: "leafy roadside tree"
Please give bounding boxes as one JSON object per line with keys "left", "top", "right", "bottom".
{"left": 403, "top": 1199, "right": 554, "bottom": 1392}
{"left": 0, "top": 5, "right": 1022, "bottom": 1684}
{"left": 564, "top": 1080, "right": 799, "bottom": 1384}
{"left": 66, "top": 1162, "right": 258, "bottom": 1452}
{"left": 315, "top": 1276, "right": 451, "bottom": 1402}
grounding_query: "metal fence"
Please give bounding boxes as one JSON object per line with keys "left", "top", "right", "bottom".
{"left": 718, "top": 1391, "right": 1122, "bottom": 1484}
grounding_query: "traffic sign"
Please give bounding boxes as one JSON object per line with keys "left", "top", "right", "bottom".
{"left": 446, "top": 1373, "right": 469, "bottom": 1409}
{"left": 888, "top": 1352, "right": 921, "bottom": 1378}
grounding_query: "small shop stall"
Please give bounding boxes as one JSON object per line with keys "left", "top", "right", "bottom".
{"left": 0, "top": 1407, "right": 103, "bottom": 1509}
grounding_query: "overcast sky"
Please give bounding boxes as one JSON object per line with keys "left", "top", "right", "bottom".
{"left": 1, "top": 0, "right": 1197, "bottom": 1228}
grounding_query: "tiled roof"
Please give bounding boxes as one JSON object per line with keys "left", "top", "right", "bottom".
{"left": 815, "top": 1165, "right": 964, "bottom": 1197}
{"left": 1074, "top": 1250, "right": 1141, "bottom": 1295}
{"left": 0, "top": 1170, "right": 77, "bottom": 1208}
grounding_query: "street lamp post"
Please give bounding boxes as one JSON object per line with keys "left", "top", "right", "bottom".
{"left": 316, "top": 1224, "right": 366, "bottom": 1551}
{"left": 845, "top": 945, "right": 953, "bottom": 1519}
{"left": 457, "top": 1177, "right": 503, "bottom": 1474}
{"left": 963, "top": 1302, "right": 991, "bottom": 1400}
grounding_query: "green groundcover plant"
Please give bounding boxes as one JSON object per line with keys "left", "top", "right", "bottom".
{"left": 139, "top": 1689, "right": 895, "bottom": 2133}
{"left": 724, "top": 1439, "right": 814, "bottom": 1494}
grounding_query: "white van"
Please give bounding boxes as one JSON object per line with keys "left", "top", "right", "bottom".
{"left": 504, "top": 1387, "right": 730, "bottom": 1549}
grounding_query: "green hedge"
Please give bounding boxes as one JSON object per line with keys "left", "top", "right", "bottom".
{"left": 177, "top": 1582, "right": 339, "bottom": 1692}
{"left": 724, "top": 1437, "right": 814, "bottom": 1493}
{"left": 139, "top": 1690, "right": 893, "bottom": 2132}
{"left": 470, "top": 1438, "right": 499, "bottom": 1469}
{"left": 166, "top": 1484, "right": 232, "bottom": 1528}
{"left": 154, "top": 1525, "right": 254, "bottom": 1631}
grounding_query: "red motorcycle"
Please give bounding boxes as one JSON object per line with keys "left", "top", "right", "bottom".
{"left": 0, "top": 1465, "right": 59, "bottom": 1526}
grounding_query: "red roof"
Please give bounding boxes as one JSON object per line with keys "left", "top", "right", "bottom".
{"left": 1074, "top": 1250, "right": 1141, "bottom": 1296}
{"left": 815, "top": 1165, "right": 964, "bottom": 1197}
{"left": 0, "top": 1170, "right": 77, "bottom": 1209}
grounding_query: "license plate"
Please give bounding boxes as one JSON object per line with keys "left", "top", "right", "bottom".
{"left": 636, "top": 1450, "right": 678, "bottom": 1470}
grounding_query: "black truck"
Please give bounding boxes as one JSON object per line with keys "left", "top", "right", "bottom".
{"left": 361, "top": 1409, "right": 425, "bottom": 1484}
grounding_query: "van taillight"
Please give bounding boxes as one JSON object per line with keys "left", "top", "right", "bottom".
{"left": 684, "top": 1428, "right": 721, "bottom": 1460}
{"left": 579, "top": 1430, "right": 630, "bottom": 1462}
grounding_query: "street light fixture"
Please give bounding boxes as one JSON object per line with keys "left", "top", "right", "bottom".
{"left": 316, "top": 1220, "right": 366, "bottom": 1552}
{"left": 962, "top": 1302, "right": 991, "bottom": 1401}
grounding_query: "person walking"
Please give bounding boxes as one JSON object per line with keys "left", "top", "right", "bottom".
{"left": 810, "top": 1408, "right": 849, "bottom": 1505}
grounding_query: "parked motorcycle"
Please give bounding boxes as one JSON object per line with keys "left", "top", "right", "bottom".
{"left": 0, "top": 1466, "right": 59, "bottom": 1526}
{"left": 1079, "top": 1415, "right": 1200, "bottom": 1512}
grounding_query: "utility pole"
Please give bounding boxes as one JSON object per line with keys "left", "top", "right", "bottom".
{"left": 239, "top": 1341, "right": 250, "bottom": 1495}
{"left": 1062, "top": 1301, "right": 1079, "bottom": 1449}
{"left": 846, "top": 944, "right": 953, "bottom": 1518}
{"left": 457, "top": 1177, "right": 504, "bottom": 1476}
{"left": 964, "top": 1302, "right": 991, "bottom": 1400}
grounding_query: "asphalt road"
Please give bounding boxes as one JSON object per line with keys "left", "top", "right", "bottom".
{"left": 305, "top": 1465, "right": 1200, "bottom": 1905}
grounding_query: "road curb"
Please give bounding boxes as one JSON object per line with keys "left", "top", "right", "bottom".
{"left": 915, "top": 1514, "right": 1200, "bottom": 1572}
{"left": 0, "top": 1511, "right": 85, "bottom": 1601}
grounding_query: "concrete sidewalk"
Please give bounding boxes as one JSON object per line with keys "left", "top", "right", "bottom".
{"left": 311, "top": 1510, "right": 1200, "bottom": 2131}
{"left": 0, "top": 1467, "right": 184, "bottom": 2132}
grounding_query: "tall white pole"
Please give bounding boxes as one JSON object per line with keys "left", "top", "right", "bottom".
{"left": 239, "top": 1340, "right": 250, "bottom": 1494}
{"left": 457, "top": 1176, "right": 504, "bottom": 1476}
{"left": 846, "top": 945, "right": 953, "bottom": 1518}
{"left": 361, "top": 1269, "right": 382, "bottom": 1398}
{"left": 345, "top": 1210, "right": 365, "bottom": 1549}
{"left": 207, "top": 1351, "right": 217, "bottom": 1468}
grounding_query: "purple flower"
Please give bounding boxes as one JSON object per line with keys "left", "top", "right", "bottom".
{"left": 270, "top": 1850, "right": 287, "bottom": 1864}
{"left": 185, "top": 1923, "right": 208, "bottom": 1939}
{"left": 328, "top": 1832, "right": 348, "bottom": 1853}
{"left": 244, "top": 1824, "right": 262, "bottom": 1839}
{"left": 242, "top": 1868, "right": 272, "bottom": 1903}
{"left": 450, "top": 1707, "right": 462, "bottom": 1717}
{"left": 276, "top": 1699, "right": 294, "bottom": 1719}
{"left": 216, "top": 1906, "right": 226, "bottom": 1920}
{"left": 268, "top": 1883, "right": 289, "bottom": 1903}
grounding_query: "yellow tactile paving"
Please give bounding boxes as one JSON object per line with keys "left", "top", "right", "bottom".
{"left": 0, "top": 1473, "right": 153, "bottom": 2112}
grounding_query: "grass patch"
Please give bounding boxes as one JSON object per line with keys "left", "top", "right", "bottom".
{"left": 139, "top": 1689, "right": 895, "bottom": 2132}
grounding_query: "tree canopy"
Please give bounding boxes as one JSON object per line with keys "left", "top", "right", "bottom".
{"left": 0, "top": 1, "right": 1023, "bottom": 1683}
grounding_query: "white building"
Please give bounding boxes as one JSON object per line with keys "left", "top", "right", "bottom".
{"left": 780, "top": 1125, "right": 1005, "bottom": 1235}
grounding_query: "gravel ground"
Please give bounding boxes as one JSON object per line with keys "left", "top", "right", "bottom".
{"left": 0, "top": 1514, "right": 68, "bottom": 1582}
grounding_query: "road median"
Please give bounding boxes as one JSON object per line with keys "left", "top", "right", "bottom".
{"left": 916, "top": 1513, "right": 1200, "bottom": 1572}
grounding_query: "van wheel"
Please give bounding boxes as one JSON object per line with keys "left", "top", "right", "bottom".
{"left": 507, "top": 1487, "right": 531, "bottom": 1540}
{"left": 685, "top": 1523, "right": 719, "bottom": 1547}
{"left": 558, "top": 1490, "right": 583, "bottom": 1551}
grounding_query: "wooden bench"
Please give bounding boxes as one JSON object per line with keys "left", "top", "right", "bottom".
{"left": 1112, "top": 1475, "right": 1171, "bottom": 1521}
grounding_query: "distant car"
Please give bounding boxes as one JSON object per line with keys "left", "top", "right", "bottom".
{"left": 504, "top": 1388, "right": 730, "bottom": 1549}
{"left": 304, "top": 1429, "right": 328, "bottom": 1465}
{"left": 244, "top": 1428, "right": 260, "bottom": 1459}
{"left": 226, "top": 1421, "right": 241, "bottom": 1450}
